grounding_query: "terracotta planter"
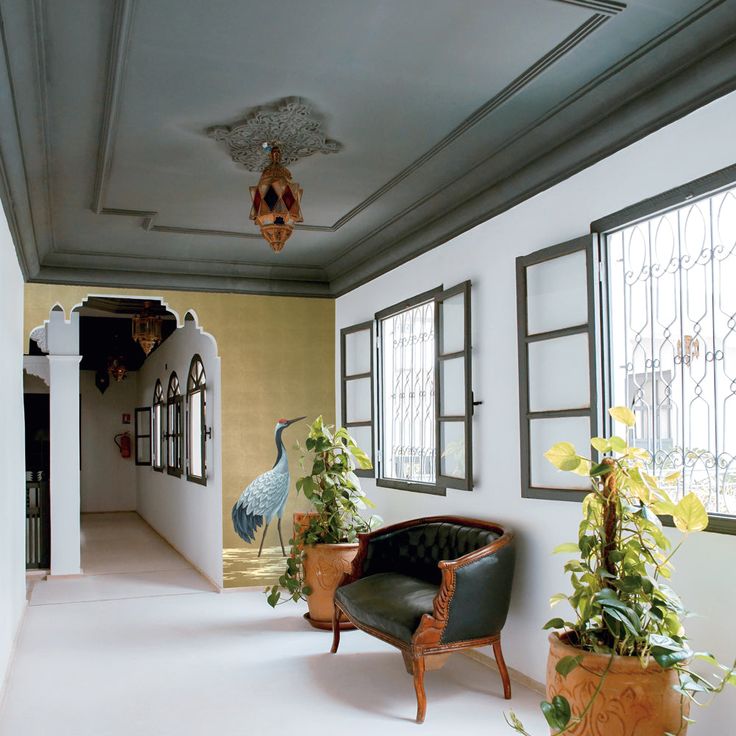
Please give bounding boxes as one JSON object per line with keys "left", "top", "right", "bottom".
{"left": 302, "top": 542, "right": 358, "bottom": 630}
{"left": 546, "top": 632, "right": 690, "bottom": 736}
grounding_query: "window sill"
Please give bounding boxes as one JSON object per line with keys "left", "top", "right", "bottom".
{"left": 376, "top": 478, "right": 446, "bottom": 496}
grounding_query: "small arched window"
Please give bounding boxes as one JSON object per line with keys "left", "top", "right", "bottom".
{"left": 167, "top": 372, "right": 183, "bottom": 477}
{"left": 152, "top": 379, "right": 165, "bottom": 471}
{"left": 186, "top": 355, "right": 207, "bottom": 485}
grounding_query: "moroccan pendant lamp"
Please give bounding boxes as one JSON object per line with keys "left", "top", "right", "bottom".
{"left": 132, "top": 301, "right": 163, "bottom": 356}
{"left": 249, "top": 145, "right": 303, "bottom": 252}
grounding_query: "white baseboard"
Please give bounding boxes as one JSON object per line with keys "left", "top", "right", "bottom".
{"left": 462, "top": 649, "right": 546, "bottom": 695}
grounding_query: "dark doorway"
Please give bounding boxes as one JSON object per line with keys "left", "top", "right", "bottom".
{"left": 24, "top": 393, "right": 50, "bottom": 569}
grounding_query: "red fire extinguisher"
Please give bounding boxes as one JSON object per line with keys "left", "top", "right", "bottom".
{"left": 115, "top": 432, "right": 132, "bottom": 459}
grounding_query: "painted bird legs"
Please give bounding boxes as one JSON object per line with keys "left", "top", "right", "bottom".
{"left": 257, "top": 517, "right": 286, "bottom": 557}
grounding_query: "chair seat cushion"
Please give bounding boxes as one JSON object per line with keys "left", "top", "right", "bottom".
{"left": 335, "top": 572, "right": 438, "bottom": 644}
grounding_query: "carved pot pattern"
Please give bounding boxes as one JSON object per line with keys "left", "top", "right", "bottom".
{"left": 546, "top": 632, "right": 689, "bottom": 736}
{"left": 302, "top": 542, "right": 359, "bottom": 625}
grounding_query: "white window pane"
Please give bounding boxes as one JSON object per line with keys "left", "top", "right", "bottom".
{"left": 526, "top": 251, "right": 587, "bottom": 335}
{"left": 530, "top": 416, "right": 590, "bottom": 490}
{"left": 440, "top": 357, "right": 465, "bottom": 416}
{"left": 528, "top": 334, "right": 590, "bottom": 412}
{"left": 380, "top": 301, "right": 435, "bottom": 484}
{"left": 347, "top": 425, "right": 372, "bottom": 465}
{"left": 440, "top": 421, "right": 465, "bottom": 479}
{"left": 345, "top": 329, "right": 371, "bottom": 376}
{"left": 346, "top": 377, "right": 371, "bottom": 423}
{"left": 440, "top": 292, "right": 464, "bottom": 355}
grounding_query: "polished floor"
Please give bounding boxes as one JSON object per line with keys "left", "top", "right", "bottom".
{"left": 1, "top": 513, "right": 547, "bottom": 735}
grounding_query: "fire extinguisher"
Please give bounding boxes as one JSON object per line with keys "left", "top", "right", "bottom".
{"left": 115, "top": 432, "right": 132, "bottom": 459}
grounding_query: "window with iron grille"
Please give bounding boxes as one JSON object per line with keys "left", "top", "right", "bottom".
{"left": 606, "top": 183, "right": 736, "bottom": 525}
{"left": 369, "top": 282, "right": 473, "bottom": 495}
{"left": 516, "top": 165, "right": 736, "bottom": 534}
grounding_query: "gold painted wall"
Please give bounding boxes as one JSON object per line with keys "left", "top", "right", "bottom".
{"left": 24, "top": 283, "right": 335, "bottom": 588}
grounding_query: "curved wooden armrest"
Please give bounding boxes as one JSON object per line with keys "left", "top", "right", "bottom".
{"left": 414, "top": 528, "right": 515, "bottom": 649}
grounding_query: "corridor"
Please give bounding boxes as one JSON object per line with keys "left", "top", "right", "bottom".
{"left": 0, "top": 515, "right": 546, "bottom": 736}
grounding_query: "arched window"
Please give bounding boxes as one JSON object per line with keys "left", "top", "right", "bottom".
{"left": 186, "top": 355, "right": 207, "bottom": 485}
{"left": 166, "top": 372, "right": 183, "bottom": 477}
{"left": 152, "top": 380, "right": 165, "bottom": 471}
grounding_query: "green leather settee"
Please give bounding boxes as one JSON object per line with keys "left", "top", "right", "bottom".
{"left": 330, "top": 515, "right": 516, "bottom": 723}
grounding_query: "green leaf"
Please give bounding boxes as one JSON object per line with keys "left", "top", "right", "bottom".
{"left": 590, "top": 462, "right": 613, "bottom": 477}
{"left": 542, "top": 618, "right": 566, "bottom": 630}
{"left": 609, "top": 435, "right": 628, "bottom": 453}
{"left": 609, "top": 406, "right": 637, "bottom": 427}
{"left": 673, "top": 493, "right": 709, "bottom": 533}
{"left": 541, "top": 696, "right": 571, "bottom": 731}
{"left": 555, "top": 655, "right": 583, "bottom": 677}
{"left": 591, "top": 437, "right": 611, "bottom": 453}
{"left": 544, "top": 442, "right": 581, "bottom": 472}
{"left": 553, "top": 542, "right": 580, "bottom": 554}
{"left": 549, "top": 593, "right": 568, "bottom": 608}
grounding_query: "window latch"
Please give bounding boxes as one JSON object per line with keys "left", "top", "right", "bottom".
{"left": 203, "top": 426, "right": 213, "bottom": 440}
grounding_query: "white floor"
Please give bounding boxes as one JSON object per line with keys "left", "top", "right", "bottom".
{"left": 1, "top": 513, "right": 547, "bottom": 736}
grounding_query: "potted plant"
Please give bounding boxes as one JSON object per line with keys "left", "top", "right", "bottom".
{"left": 265, "top": 416, "right": 380, "bottom": 628}
{"left": 507, "top": 407, "right": 735, "bottom": 736}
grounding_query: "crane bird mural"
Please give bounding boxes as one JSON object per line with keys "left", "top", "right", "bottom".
{"left": 231, "top": 416, "right": 305, "bottom": 557}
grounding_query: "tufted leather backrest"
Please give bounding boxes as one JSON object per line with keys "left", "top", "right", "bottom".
{"left": 361, "top": 522, "right": 500, "bottom": 585}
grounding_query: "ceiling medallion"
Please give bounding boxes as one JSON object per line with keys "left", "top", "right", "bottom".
{"left": 208, "top": 98, "right": 340, "bottom": 252}
{"left": 132, "top": 301, "right": 163, "bottom": 356}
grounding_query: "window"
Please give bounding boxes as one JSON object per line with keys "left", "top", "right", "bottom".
{"left": 152, "top": 380, "right": 165, "bottom": 472}
{"left": 517, "top": 165, "right": 736, "bottom": 534}
{"left": 516, "top": 237, "right": 599, "bottom": 501}
{"left": 604, "top": 180, "right": 736, "bottom": 530}
{"left": 370, "top": 282, "right": 473, "bottom": 494}
{"left": 134, "top": 407, "right": 152, "bottom": 466}
{"left": 340, "top": 322, "right": 375, "bottom": 478}
{"left": 186, "top": 354, "right": 207, "bottom": 485}
{"left": 166, "top": 372, "right": 183, "bottom": 477}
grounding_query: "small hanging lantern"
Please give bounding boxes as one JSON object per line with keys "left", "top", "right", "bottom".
{"left": 132, "top": 301, "right": 163, "bottom": 356}
{"left": 249, "top": 145, "right": 303, "bottom": 252}
{"left": 107, "top": 356, "right": 128, "bottom": 383}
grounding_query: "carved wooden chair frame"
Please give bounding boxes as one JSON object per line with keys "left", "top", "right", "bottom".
{"left": 330, "top": 515, "right": 515, "bottom": 723}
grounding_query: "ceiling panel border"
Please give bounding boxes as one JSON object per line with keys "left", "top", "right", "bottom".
{"left": 88, "top": 0, "right": 615, "bottom": 242}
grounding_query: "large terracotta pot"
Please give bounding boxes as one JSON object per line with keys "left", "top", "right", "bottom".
{"left": 546, "top": 632, "right": 689, "bottom": 736}
{"left": 302, "top": 542, "right": 358, "bottom": 629}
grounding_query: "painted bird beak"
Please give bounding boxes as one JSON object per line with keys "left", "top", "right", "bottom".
{"left": 285, "top": 416, "right": 306, "bottom": 426}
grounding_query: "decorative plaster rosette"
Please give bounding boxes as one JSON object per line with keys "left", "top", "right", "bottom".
{"left": 30, "top": 325, "right": 48, "bottom": 353}
{"left": 208, "top": 98, "right": 341, "bottom": 171}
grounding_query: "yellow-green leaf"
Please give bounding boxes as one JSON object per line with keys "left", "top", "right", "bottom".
{"left": 609, "top": 406, "right": 637, "bottom": 427}
{"left": 609, "top": 435, "right": 628, "bottom": 453}
{"left": 591, "top": 437, "right": 610, "bottom": 453}
{"left": 553, "top": 542, "right": 579, "bottom": 554}
{"left": 549, "top": 593, "right": 568, "bottom": 608}
{"left": 673, "top": 492, "right": 709, "bottom": 533}
{"left": 545, "top": 442, "right": 581, "bottom": 472}
{"left": 572, "top": 458, "right": 591, "bottom": 477}
{"left": 664, "top": 471, "right": 681, "bottom": 484}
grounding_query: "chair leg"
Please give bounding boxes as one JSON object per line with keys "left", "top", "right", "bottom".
{"left": 413, "top": 653, "right": 427, "bottom": 723}
{"left": 492, "top": 639, "right": 512, "bottom": 700}
{"left": 330, "top": 605, "right": 341, "bottom": 654}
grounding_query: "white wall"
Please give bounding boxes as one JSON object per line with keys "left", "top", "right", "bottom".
{"left": 0, "top": 209, "right": 26, "bottom": 696}
{"left": 336, "top": 91, "right": 736, "bottom": 731}
{"left": 136, "top": 319, "right": 223, "bottom": 587}
{"left": 80, "top": 371, "right": 138, "bottom": 513}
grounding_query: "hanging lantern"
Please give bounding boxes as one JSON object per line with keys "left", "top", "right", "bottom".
{"left": 107, "top": 356, "right": 128, "bottom": 383}
{"left": 132, "top": 301, "right": 163, "bottom": 356}
{"left": 249, "top": 145, "right": 303, "bottom": 252}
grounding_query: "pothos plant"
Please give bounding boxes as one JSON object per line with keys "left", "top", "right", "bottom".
{"left": 507, "top": 406, "right": 736, "bottom": 736}
{"left": 265, "top": 416, "right": 381, "bottom": 607}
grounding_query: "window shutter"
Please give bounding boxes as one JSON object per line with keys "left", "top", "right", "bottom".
{"left": 340, "top": 321, "right": 375, "bottom": 478}
{"left": 516, "top": 236, "right": 600, "bottom": 501}
{"left": 434, "top": 280, "right": 473, "bottom": 490}
{"left": 134, "top": 407, "right": 152, "bottom": 466}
